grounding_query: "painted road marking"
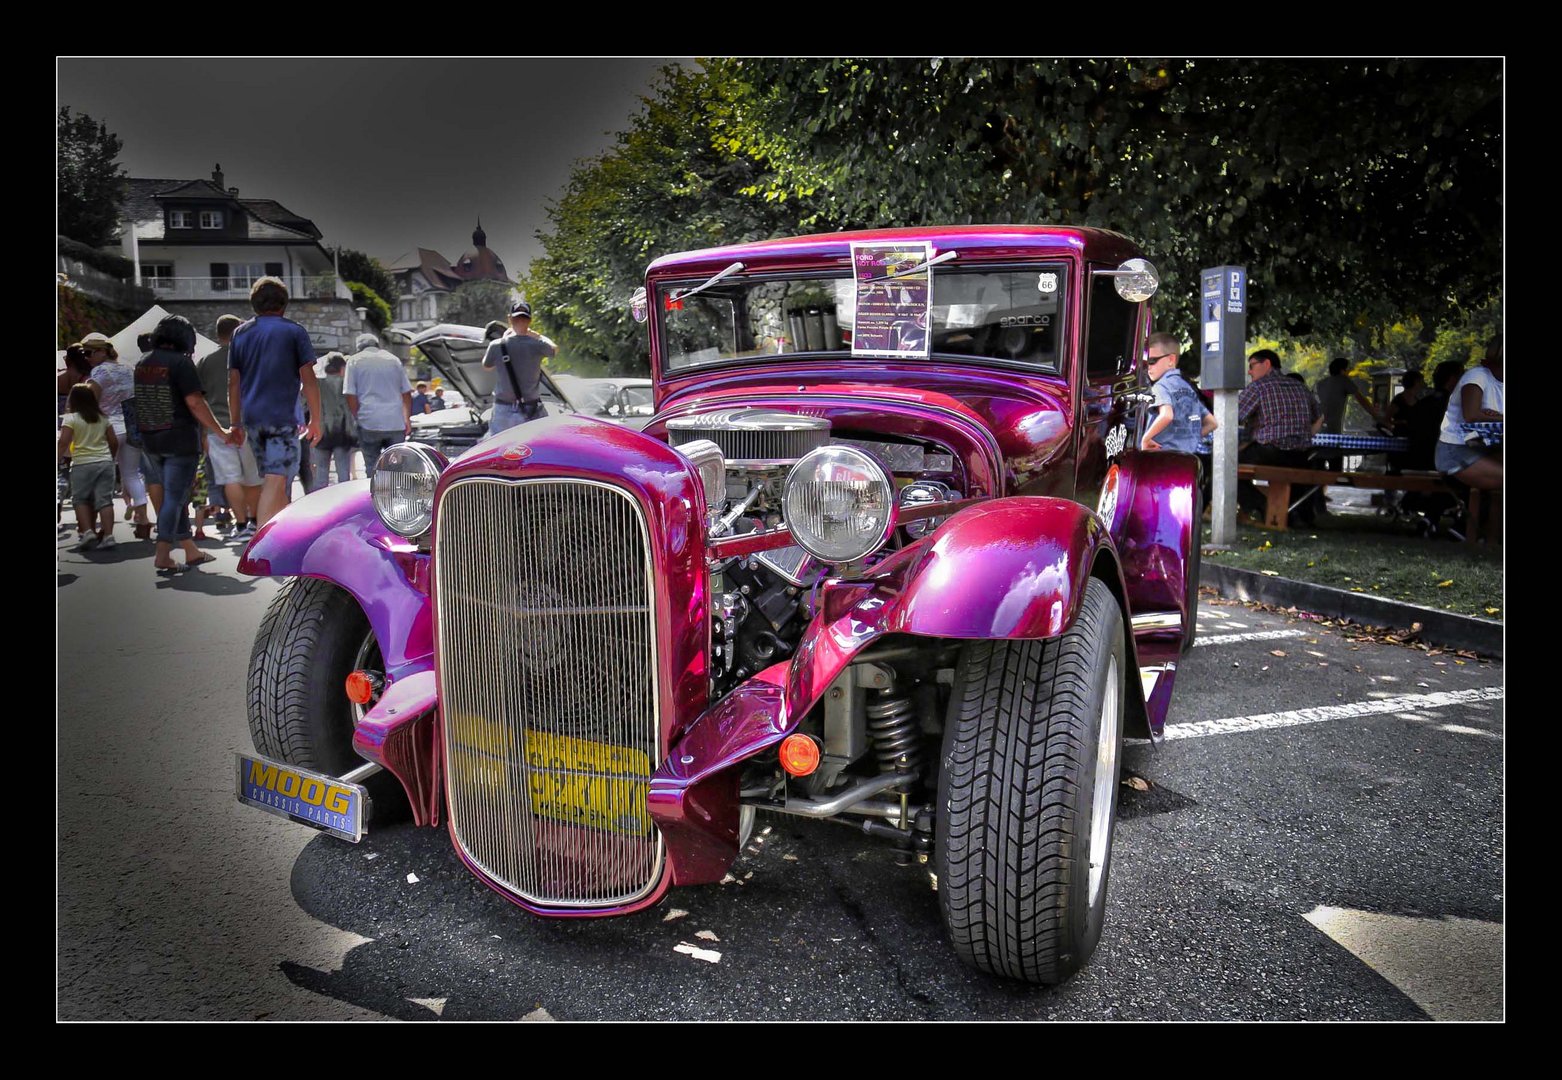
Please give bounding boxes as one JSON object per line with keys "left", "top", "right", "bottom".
{"left": 1165, "top": 687, "right": 1504, "bottom": 741}
{"left": 1304, "top": 906, "right": 1502, "bottom": 1021}
{"left": 1194, "top": 629, "right": 1308, "bottom": 647}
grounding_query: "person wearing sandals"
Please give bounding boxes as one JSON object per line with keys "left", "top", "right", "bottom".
{"left": 80, "top": 331, "right": 153, "bottom": 540}
{"left": 56, "top": 383, "right": 120, "bottom": 551}
{"left": 134, "top": 315, "right": 237, "bottom": 573}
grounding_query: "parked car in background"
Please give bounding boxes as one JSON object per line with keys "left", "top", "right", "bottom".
{"left": 553, "top": 375, "right": 655, "bottom": 429}
{"left": 401, "top": 324, "right": 576, "bottom": 457}
{"left": 238, "top": 227, "right": 1196, "bottom": 986}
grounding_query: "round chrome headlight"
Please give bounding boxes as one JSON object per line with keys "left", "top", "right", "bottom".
{"left": 371, "top": 442, "right": 447, "bottom": 538}
{"left": 782, "top": 445, "right": 896, "bottom": 564}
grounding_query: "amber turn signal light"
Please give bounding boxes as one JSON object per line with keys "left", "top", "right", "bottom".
{"left": 779, "top": 733, "right": 822, "bottom": 777}
{"left": 345, "top": 671, "right": 376, "bottom": 705}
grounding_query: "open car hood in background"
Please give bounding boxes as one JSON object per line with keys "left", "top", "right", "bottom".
{"left": 409, "top": 324, "right": 576, "bottom": 415}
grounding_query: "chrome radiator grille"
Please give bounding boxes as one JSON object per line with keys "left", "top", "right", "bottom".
{"left": 435, "top": 477, "right": 663, "bottom": 907}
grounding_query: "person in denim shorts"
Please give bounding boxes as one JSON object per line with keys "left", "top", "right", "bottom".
{"left": 227, "top": 277, "right": 321, "bottom": 529}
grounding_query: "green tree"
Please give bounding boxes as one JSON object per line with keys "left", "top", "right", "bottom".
{"left": 336, "top": 247, "right": 400, "bottom": 305}
{"left": 715, "top": 58, "right": 1502, "bottom": 340}
{"left": 440, "top": 280, "right": 515, "bottom": 328}
{"left": 58, "top": 107, "right": 129, "bottom": 248}
{"left": 347, "top": 281, "right": 393, "bottom": 331}
{"left": 522, "top": 64, "right": 816, "bottom": 373}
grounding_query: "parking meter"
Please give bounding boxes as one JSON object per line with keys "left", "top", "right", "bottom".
{"left": 1200, "top": 266, "right": 1247, "bottom": 545}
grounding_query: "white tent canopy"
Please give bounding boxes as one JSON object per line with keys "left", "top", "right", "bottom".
{"left": 57, "top": 304, "right": 222, "bottom": 374}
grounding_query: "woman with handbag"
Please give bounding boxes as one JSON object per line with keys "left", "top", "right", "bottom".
{"left": 309, "top": 352, "right": 357, "bottom": 491}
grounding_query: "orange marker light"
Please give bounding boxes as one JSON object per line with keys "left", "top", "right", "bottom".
{"left": 779, "top": 733, "right": 822, "bottom": 777}
{"left": 345, "top": 671, "right": 376, "bottom": 705}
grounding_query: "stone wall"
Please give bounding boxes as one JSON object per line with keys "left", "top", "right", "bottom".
{"left": 161, "top": 298, "right": 365, "bottom": 354}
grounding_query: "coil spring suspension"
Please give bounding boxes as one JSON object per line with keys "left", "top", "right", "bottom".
{"left": 866, "top": 684, "right": 922, "bottom": 776}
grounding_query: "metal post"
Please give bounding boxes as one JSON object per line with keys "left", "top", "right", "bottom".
{"left": 1211, "top": 390, "right": 1241, "bottom": 546}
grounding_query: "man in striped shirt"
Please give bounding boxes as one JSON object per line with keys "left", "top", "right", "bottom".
{"left": 1237, "top": 349, "right": 1320, "bottom": 525}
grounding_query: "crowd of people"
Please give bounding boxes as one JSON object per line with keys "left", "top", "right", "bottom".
{"left": 56, "top": 276, "right": 424, "bottom": 573}
{"left": 1139, "top": 332, "right": 1502, "bottom": 531}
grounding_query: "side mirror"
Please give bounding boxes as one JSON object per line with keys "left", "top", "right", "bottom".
{"left": 1093, "top": 258, "right": 1160, "bottom": 302}
{"left": 629, "top": 287, "right": 649, "bottom": 324}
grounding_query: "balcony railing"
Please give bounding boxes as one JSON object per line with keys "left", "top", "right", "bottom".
{"left": 143, "top": 274, "right": 341, "bottom": 301}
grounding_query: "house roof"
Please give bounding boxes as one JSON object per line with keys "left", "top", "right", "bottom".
{"left": 119, "top": 178, "right": 321, "bottom": 243}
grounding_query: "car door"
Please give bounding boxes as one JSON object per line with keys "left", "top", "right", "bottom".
{"left": 1074, "top": 269, "right": 1147, "bottom": 511}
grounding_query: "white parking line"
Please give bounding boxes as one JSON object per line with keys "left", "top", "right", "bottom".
{"left": 1303, "top": 906, "right": 1503, "bottom": 1021}
{"left": 1165, "top": 687, "right": 1505, "bottom": 741}
{"left": 1194, "top": 629, "right": 1308, "bottom": 647}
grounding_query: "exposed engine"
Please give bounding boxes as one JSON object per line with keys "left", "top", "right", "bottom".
{"left": 671, "top": 406, "right": 963, "bottom": 863}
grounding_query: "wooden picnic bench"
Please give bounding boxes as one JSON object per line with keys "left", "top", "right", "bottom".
{"left": 1235, "top": 465, "right": 1498, "bottom": 544}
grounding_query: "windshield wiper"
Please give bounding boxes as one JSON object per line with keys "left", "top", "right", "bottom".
{"left": 669, "top": 261, "right": 746, "bottom": 306}
{"left": 887, "top": 250, "right": 955, "bottom": 278}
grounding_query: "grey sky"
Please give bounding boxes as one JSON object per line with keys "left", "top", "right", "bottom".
{"left": 57, "top": 57, "right": 681, "bottom": 281}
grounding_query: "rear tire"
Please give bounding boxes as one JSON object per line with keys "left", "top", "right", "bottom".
{"left": 934, "top": 577, "right": 1126, "bottom": 984}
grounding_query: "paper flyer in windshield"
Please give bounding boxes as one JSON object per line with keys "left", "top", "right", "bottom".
{"left": 850, "top": 242, "right": 933, "bottom": 358}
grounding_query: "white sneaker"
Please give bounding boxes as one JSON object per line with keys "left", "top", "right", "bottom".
{"left": 69, "top": 533, "right": 100, "bottom": 552}
{"left": 98, "top": 535, "right": 118, "bottom": 550}
{"left": 232, "top": 522, "right": 257, "bottom": 541}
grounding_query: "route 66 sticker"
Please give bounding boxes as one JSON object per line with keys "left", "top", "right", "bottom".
{"left": 1037, "top": 272, "right": 1058, "bottom": 294}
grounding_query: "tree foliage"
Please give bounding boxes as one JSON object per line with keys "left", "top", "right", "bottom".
{"left": 347, "top": 281, "right": 393, "bottom": 331}
{"left": 440, "top": 280, "right": 515, "bottom": 328}
{"left": 522, "top": 64, "right": 813, "bottom": 373}
{"left": 58, "top": 107, "right": 130, "bottom": 248}
{"left": 715, "top": 58, "right": 1502, "bottom": 341}
{"left": 336, "top": 247, "right": 400, "bottom": 305}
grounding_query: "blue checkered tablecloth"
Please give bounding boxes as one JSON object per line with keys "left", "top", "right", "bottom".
{"left": 1462, "top": 421, "right": 1503, "bottom": 447}
{"left": 1311, "top": 433, "right": 1410, "bottom": 453}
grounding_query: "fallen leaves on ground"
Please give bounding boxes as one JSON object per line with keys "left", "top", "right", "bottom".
{"left": 1122, "top": 776, "right": 1152, "bottom": 792}
{"left": 1437, "top": 580, "right": 1455, "bottom": 588}
{"left": 1270, "top": 649, "right": 1288, "bottom": 657}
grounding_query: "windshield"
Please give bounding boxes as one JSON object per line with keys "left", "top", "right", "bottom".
{"left": 659, "top": 266, "right": 1067, "bottom": 373}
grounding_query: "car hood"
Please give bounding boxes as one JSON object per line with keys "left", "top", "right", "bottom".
{"left": 409, "top": 324, "right": 576, "bottom": 414}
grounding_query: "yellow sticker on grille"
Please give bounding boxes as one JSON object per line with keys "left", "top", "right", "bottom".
{"left": 523, "top": 729, "right": 654, "bottom": 836}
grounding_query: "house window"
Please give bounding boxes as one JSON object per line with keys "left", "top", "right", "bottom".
{"left": 141, "top": 263, "right": 175, "bottom": 288}
{"left": 199, "top": 210, "right": 224, "bottom": 229}
{"left": 169, "top": 210, "right": 192, "bottom": 229}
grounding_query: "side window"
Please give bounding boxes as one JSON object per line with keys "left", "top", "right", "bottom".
{"left": 1085, "top": 275, "right": 1138, "bottom": 379}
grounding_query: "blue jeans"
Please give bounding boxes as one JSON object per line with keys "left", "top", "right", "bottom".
{"left": 358, "top": 430, "right": 404, "bottom": 480}
{"left": 488, "top": 400, "right": 543, "bottom": 437}
{"left": 309, "top": 445, "right": 354, "bottom": 491}
{"left": 140, "top": 450, "right": 199, "bottom": 544}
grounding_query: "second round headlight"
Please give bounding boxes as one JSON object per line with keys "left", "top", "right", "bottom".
{"left": 371, "top": 442, "right": 446, "bottom": 538}
{"left": 782, "top": 445, "right": 896, "bottom": 564}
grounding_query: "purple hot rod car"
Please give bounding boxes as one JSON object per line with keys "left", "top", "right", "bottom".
{"left": 236, "top": 226, "right": 1199, "bottom": 985}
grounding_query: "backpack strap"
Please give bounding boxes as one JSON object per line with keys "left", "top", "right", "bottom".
{"left": 497, "top": 336, "right": 527, "bottom": 404}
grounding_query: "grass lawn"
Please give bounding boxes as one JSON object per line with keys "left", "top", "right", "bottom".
{"left": 1203, "top": 504, "right": 1504, "bottom": 621}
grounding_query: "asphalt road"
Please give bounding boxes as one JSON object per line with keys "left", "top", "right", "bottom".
{"left": 57, "top": 521, "right": 1504, "bottom": 1021}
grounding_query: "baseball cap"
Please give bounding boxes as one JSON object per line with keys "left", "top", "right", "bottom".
{"left": 508, "top": 301, "right": 532, "bottom": 319}
{"left": 355, "top": 332, "right": 380, "bottom": 350}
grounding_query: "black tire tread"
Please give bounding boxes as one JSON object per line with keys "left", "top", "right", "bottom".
{"left": 246, "top": 577, "right": 367, "bottom": 774}
{"left": 936, "top": 577, "right": 1124, "bottom": 984}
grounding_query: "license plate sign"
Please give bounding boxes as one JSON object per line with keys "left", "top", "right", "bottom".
{"left": 235, "top": 753, "right": 366, "bottom": 842}
{"left": 523, "top": 730, "right": 652, "bottom": 836}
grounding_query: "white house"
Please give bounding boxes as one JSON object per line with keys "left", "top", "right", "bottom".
{"left": 116, "top": 165, "right": 349, "bottom": 304}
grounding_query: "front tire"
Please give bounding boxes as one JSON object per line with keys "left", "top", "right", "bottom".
{"left": 247, "top": 577, "right": 375, "bottom": 775}
{"left": 934, "top": 577, "right": 1127, "bottom": 984}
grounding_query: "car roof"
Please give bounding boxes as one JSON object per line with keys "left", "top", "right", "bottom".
{"left": 647, "top": 225, "right": 1142, "bottom": 277}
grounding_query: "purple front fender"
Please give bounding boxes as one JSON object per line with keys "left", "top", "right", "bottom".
{"left": 651, "top": 495, "right": 1161, "bottom": 886}
{"left": 239, "top": 481, "right": 438, "bottom": 817}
